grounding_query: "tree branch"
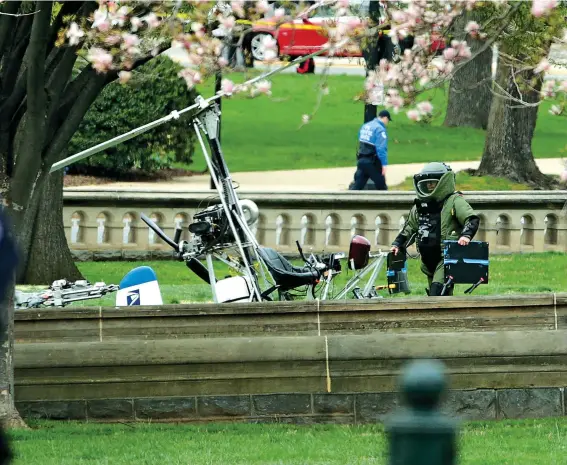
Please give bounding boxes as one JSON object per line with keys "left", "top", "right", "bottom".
{"left": 45, "top": 47, "right": 169, "bottom": 166}
{"left": 0, "top": 1, "right": 21, "bottom": 61}
{"left": 0, "top": 15, "right": 32, "bottom": 107}
{"left": 46, "top": 1, "right": 86, "bottom": 54}
{"left": 43, "top": 70, "right": 107, "bottom": 166}
{"left": 8, "top": 1, "right": 52, "bottom": 209}
{"left": 44, "top": 46, "right": 81, "bottom": 144}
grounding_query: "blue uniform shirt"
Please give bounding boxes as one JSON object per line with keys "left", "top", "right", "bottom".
{"left": 358, "top": 118, "right": 388, "bottom": 166}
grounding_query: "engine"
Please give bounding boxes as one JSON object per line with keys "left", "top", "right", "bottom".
{"left": 186, "top": 200, "right": 260, "bottom": 254}
{"left": 189, "top": 204, "right": 232, "bottom": 244}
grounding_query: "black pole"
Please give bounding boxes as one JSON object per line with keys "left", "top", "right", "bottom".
{"left": 211, "top": 70, "right": 222, "bottom": 189}
{"left": 363, "top": 0, "right": 382, "bottom": 123}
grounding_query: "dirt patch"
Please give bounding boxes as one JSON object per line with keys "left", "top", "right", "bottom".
{"left": 63, "top": 167, "right": 209, "bottom": 187}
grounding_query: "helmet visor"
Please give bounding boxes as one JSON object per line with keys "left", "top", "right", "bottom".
{"left": 416, "top": 178, "right": 439, "bottom": 195}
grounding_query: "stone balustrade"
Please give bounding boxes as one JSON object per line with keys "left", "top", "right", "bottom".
{"left": 63, "top": 189, "right": 567, "bottom": 259}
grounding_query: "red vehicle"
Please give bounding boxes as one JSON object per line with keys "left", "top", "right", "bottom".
{"left": 248, "top": 4, "right": 445, "bottom": 61}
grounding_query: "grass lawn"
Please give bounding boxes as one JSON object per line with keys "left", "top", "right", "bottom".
{"left": 40, "top": 252, "right": 566, "bottom": 306}
{"left": 390, "top": 172, "right": 533, "bottom": 191}
{"left": 10, "top": 418, "right": 567, "bottom": 465}
{"left": 186, "top": 72, "right": 567, "bottom": 173}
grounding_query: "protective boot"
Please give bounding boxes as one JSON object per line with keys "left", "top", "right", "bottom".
{"left": 428, "top": 282, "right": 444, "bottom": 296}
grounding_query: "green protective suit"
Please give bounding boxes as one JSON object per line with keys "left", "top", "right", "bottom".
{"left": 393, "top": 165, "right": 479, "bottom": 292}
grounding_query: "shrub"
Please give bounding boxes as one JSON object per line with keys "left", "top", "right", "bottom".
{"left": 67, "top": 56, "right": 198, "bottom": 177}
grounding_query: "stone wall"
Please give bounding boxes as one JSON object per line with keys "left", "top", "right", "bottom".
{"left": 14, "top": 294, "right": 567, "bottom": 423}
{"left": 63, "top": 190, "right": 567, "bottom": 259}
{"left": 17, "top": 388, "right": 566, "bottom": 423}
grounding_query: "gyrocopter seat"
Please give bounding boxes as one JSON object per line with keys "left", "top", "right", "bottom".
{"left": 258, "top": 247, "right": 321, "bottom": 292}
{"left": 348, "top": 235, "right": 371, "bottom": 270}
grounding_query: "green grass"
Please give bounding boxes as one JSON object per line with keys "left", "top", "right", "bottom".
{"left": 187, "top": 73, "right": 567, "bottom": 173}
{"left": 20, "top": 252, "right": 561, "bottom": 306}
{"left": 390, "top": 172, "right": 533, "bottom": 191}
{"left": 10, "top": 418, "right": 567, "bottom": 465}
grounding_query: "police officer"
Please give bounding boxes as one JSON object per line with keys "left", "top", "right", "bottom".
{"left": 390, "top": 162, "right": 480, "bottom": 296}
{"left": 351, "top": 109, "right": 391, "bottom": 191}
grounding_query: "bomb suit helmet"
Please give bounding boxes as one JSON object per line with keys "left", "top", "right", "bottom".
{"left": 413, "top": 162, "right": 456, "bottom": 200}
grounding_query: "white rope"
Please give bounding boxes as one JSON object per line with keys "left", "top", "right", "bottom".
{"left": 316, "top": 298, "right": 321, "bottom": 336}
{"left": 99, "top": 306, "right": 103, "bottom": 342}
{"left": 325, "top": 335, "right": 331, "bottom": 393}
{"left": 554, "top": 292, "right": 558, "bottom": 330}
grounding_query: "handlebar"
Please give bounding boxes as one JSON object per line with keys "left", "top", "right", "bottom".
{"left": 140, "top": 213, "right": 180, "bottom": 250}
{"left": 295, "top": 240, "right": 306, "bottom": 261}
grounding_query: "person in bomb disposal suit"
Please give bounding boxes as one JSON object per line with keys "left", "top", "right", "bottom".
{"left": 351, "top": 109, "right": 391, "bottom": 191}
{"left": 390, "top": 162, "right": 480, "bottom": 296}
{"left": 0, "top": 206, "right": 18, "bottom": 464}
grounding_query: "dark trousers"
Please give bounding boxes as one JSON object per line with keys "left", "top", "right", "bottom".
{"left": 352, "top": 156, "right": 387, "bottom": 190}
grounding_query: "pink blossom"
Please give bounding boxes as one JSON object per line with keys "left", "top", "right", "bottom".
{"left": 111, "top": 6, "right": 129, "bottom": 27}
{"left": 178, "top": 69, "right": 202, "bottom": 89}
{"left": 191, "top": 22, "right": 205, "bottom": 39}
{"left": 273, "top": 8, "right": 286, "bottom": 20}
{"left": 231, "top": 0, "right": 245, "bottom": 17}
{"left": 187, "top": 53, "right": 203, "bottom": 66}
{"left": 66, "top": 22, "right": 85, "bottom": 46}
{"left": 255, "top": 0, "right": 270, "bottom": 13}
{"left": 534, "top": 58, "right": 550, "bottom": 74}
{"left": 122, "top": 33, "right": 140, "bottom": 48}
{"left": 218, "top": 15, "right": 236, "bottom": 32}
{"left": 218, "top": 57, "right": 229, "bottom": 67}
{"left": 87, "top": 47, "right": 113, "bottom": 73}
{"left": 541, "top": 80, "right": 556, "bottom": 98}
{"left": 254, "top": 80, "right": 272, "bottom": 96}
{"left": 560, "top": 81, "right": 567, "bottom": 93}
{"left": 118, "top": 71, "right": 132, "bottom": 84}
{"left": 549, "top": 105, "right": 562, "bottom": 116}
{"left": 465, "top": 0, "right": 478, "bottom": 10}
{"left": 92, "top": 8, "right": 110, "bottom": 32}
{"left": 262, "top": 34, "right": 277, "bottom": 50}
{"left": 443, "top": 48, "right": 457, "bottom": 61}
{"left": 531, "top": 0, "right": 558, "bottom": 17}
{"left": 417, "top": 101, "right": 433, "bottom": 114}
{"left": 423, "top": 11, "right": 437, "bottom": 23}
{"left": 407, "top": 109, "right": 421, "bottom": 121}
{"left": 104, "top": 35, "right": 121, "bottom": 46}
{"left": 221, "top": 78, "right": 235, "bottom": 95}
{"left": 415, "top": 35, "right": 428, "bottom": 49}
{"left": 465, "top": 21, "right": 480, "bottom": 36}
{"left": 143, "top": 13, "right": 160, "bottom": 29}
{"left": 264, "top": 49, "right": 277, "bottom": 61}
{"left": 347, "top": 18, "right": 360, "bottom": 30}
{"left": 336, "top": 0, "right": 350, "bottom": 8}
{"left": 391, "top": 10, "right": 407, "bottom": 23}
{"left": 130, "top": 17, "right": 142, "bottom": 32}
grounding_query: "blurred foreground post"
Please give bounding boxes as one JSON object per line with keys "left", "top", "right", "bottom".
{"left": 386, "top": 359, "right": 459, "bottom": 465}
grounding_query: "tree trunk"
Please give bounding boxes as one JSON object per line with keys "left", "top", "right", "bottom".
{"left": 20, "top": 171, "right": 82, "bottom": 284}
{"left": 443, "top": 11, "right": 493, "bottom": 129}
{"left": 0, "top": 289, "right": 26, "bottom": 431}
{"left": 475, "top": 49, "right": 555, "bottom": 188}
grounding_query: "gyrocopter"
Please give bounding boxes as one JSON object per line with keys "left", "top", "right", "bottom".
{"left": 42, "top": 3, "right": 488, "bottom": 308}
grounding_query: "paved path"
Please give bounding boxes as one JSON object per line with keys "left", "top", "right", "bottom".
{"left": 65, "top": 158, "right": 565, "bottom": 192}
